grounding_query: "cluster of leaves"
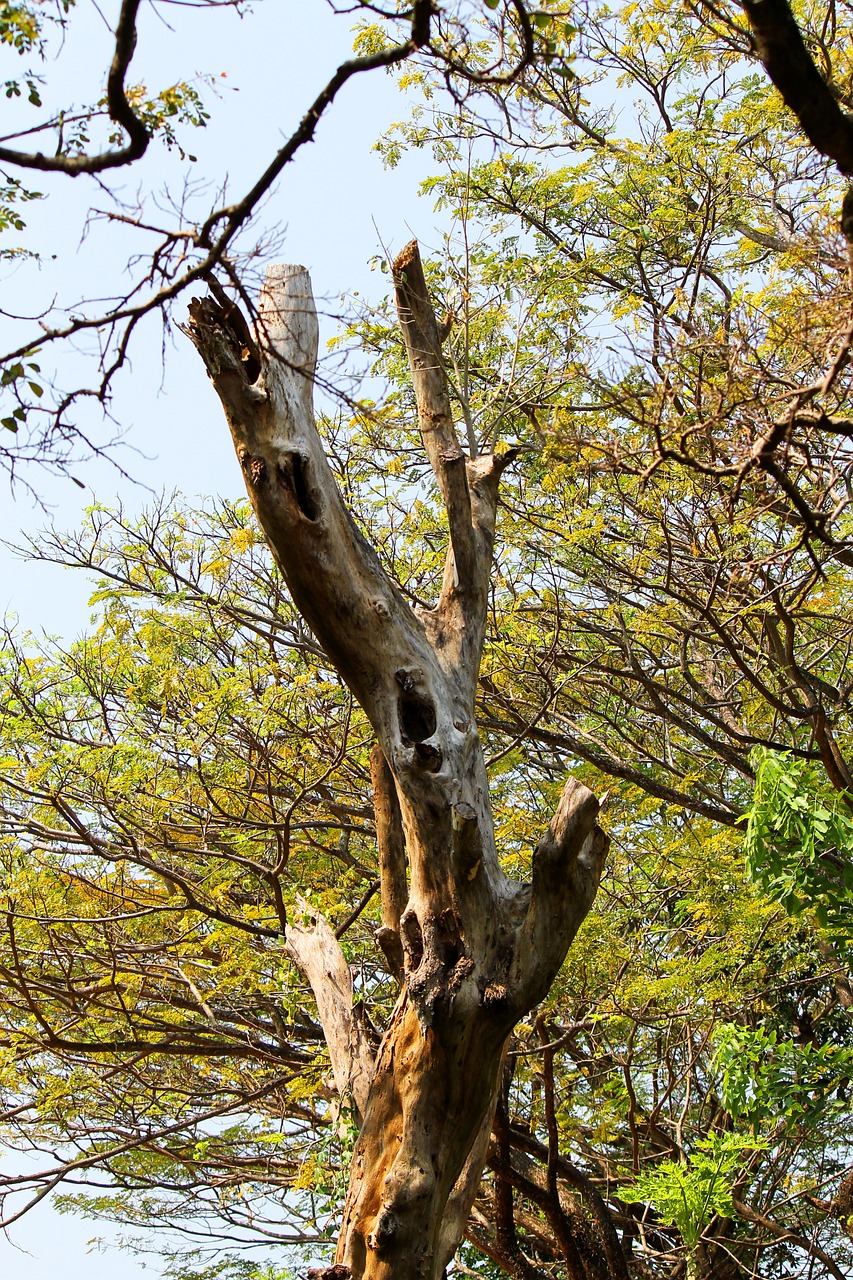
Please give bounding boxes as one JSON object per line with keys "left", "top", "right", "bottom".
{"left": 0, "top": 0, "right": 209, "bottom": 159}
{"left": 714, "top": 1022, "right": 853, "bottom": 1129}
{"left": 0, "top": 0, "right": 66, "bottom": 239}
{"left": 45, "top": 79, "right": 214, "bottom": 163}
{"left": 0, "top": 355, "right": 40, "bottom": 431}
{"left": 0, "top": 0, "right": 48, "bottom": 258}
{"left": 128, "top": 81, "right": 211, "bottom": 160}
{"left": 495, "top": 796, "right": 852, "bottom": 1275}
{"left": 743, "top": 749, "right": 853, "bottom": 942}
{"left": 630, "top": 1134, "right": 761, "bottom": 1257}
{"left": 0, "top": 0, "right": 65, "bottom": 55}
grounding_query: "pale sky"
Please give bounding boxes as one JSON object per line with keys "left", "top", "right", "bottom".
{"left": 1, "top": 0, "right": 435, "bottom": 637}
{"left": 0, "top": 1, "right": 435, "bottom": 1274}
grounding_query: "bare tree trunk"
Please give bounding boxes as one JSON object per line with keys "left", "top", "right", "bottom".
{"left": 188, "top": 243, "right": 608, "bottom": 1280}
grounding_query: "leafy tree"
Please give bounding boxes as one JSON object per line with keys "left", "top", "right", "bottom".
{"left": 4, "top": 494, "right": 851, "bottom": 1276}
{"left": 3, "top": 0, "right": 853, "bottom": 1278}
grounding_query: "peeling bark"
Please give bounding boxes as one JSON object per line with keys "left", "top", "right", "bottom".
{"left": 188, "top": 244, "right": 608, "bottom": 1279}
{"left": 284, "top": 896, "right": 375, "bottom": 1123}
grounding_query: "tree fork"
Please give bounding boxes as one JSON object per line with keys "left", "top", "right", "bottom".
{"left": 188, "top": 248, "right": 608, "bottom": 1279}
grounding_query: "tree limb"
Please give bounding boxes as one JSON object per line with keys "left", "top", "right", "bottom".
{"left": 513, "top": 778, "right": 609, "bottom": 1010}
{"left": 732, "top": 1195, "right": 849, "bottom": 1280}
{"left": 0, "top": 0, "right": 149, "bottom": 175}
{"left": 370, "top": 743, "right": 407, "bottom": 979}
{"left": 285, "top": 896, "right": 375, "bottom": 1123}
{"left": 740, "top": 0, "right": 853, "bottom": 173}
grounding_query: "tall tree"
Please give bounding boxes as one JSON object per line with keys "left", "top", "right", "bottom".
{"left": 2, "top": 485, "right": 850, "bottom": 1276}
{"left": 3, "top": 0, "right": 853, "bottom": 1275}
{"left": 186, "top": 244, "right": 608, "bottom": 1278}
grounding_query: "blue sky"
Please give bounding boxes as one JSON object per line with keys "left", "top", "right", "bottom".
{"left": 1, "top": 0, "right": 435, "bottom": 638}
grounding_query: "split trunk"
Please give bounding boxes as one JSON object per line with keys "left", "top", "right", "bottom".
{"left": 188, "top": 244, "right": 608, "bottom": 1279}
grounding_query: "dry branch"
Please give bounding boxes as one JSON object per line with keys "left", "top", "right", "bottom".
{"left": 188, "top": 251, "right": 607, "bottom": 1279}
{"left": 285, "top": 896, "right": 375, "bottom": 1122}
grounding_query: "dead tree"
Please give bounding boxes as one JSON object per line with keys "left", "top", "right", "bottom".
{"left": 188, "top": 242, "right": 608, "bottom": 1280}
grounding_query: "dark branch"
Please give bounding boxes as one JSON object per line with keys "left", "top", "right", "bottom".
{"left": 0, "top": 0, "right": 150, "bottom": 175}
{"left": 740, "top": 0, "right": 853, "bottom": 173}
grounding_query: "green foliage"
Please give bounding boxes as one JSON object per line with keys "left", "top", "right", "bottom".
{"left": 0, "top": 0, "right": 66, "bottom": 129}
{"left": 0, "top": 0, "right": 61, "bottom": 54}
{"left": 0, "top": 498, "right": 390, "bottom": 1270}
{"left": 714, "top": 1022, "right": 853, "bottom": 1129}
{"left": 343, "top": 3, "right": 853, "bottom": 1271}
{"left": 2, "top": 0, "right": 853, "bottom": 1275}
{"left": 4, "top": 75, "right": 41, "bottom": 103}
{"left": 159, "top": 1264, "right": 295, "bottom": 1280}
{"left": 742, "top": 749, "right": 853, "bottom": 942}
{"left": 117, "top": 80, "right": 211, "bottom": 160}
{"left": 2, "top": 487, "right": 851, "bottom": 1276}
{"left": 630, "top": 1134, "right": 760, "bottom": 1252}
{"left": 0, "top": 355, "right": 41, "bottom": 430}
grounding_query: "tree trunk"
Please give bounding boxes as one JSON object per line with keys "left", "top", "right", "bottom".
{"left": 187, "top": 243, "right": 608, "bottom": 1279}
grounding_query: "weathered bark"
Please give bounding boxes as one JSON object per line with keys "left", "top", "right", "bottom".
{"left": 188, "top": 243, "right": 608, "bottom": 1279}
{"left": 284, "top": 896, "right": 375, "bottom": 1123}
{"left": 370, "top": 744, "right": 407, "bottom": 980}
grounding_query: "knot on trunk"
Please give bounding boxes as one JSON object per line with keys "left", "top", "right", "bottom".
{"left": 401, "top": 906, "right": 469, "bottom": 1027}
{"left": 366, "top": 1209, "right": 401, "bottom": 1255}
{"left": 395, "top": 668, "right": 437, "bottom": 743}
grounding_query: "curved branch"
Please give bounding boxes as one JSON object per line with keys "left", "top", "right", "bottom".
{"left": 0, "top": 0, "right": 437, "bottom": 477}
{"left": 732, "top": 1196, "right": 849, "bottom": 1280}
{"left": 0, "top": 0, "right": 150, "bottom": 175}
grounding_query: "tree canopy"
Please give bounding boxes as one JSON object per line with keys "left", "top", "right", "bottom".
{"left": 1, "top": 1, "right": 853, "bottom": 1278}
